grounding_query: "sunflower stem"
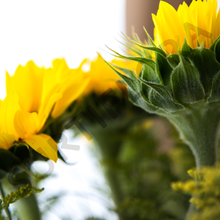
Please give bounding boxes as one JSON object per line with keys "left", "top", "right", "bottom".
{"left": 164, "top": 101, "right": 220, "bottom": 218}
{"left": 89, "top": 126, "right": 125, "bottom": 220}
{"left": 166, "top": 102, "right": 220, "bottom": 168}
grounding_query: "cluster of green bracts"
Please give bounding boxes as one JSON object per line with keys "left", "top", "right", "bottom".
{"left": 106, "top": 35, "right": 220, "bottom": 168}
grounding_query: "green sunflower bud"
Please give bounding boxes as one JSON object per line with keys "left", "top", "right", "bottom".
{"left": 104, "top": 37, "right": 220, "bottom": 168}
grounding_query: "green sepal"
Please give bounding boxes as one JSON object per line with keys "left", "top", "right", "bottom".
{"left": 104, "top": 60, "right": 139, "bottom": 92}
{"left": 140, "top": 62, "right": 159, "bottom": 83}
{"left": 113, "top": 64, "right": 137, "bottom": 80}
{"left": 103, "top": 57, "right": 159, "bottom": 112}
{"left": 107, "top": 46, "right": 157, "bottom": 67}
{"left": 171, "top": 55, "right": 205, "bottom": 104}
{"left": 0, "top": 149, "right": 20, "bottom": 173}
{"left": 143, "top": 27, "right": 156, "bottom": 47}
{"left": 127, "top": 87, "right": 159, "bottom": 113}
{"left": 148, "top": 84, "right": 184, "bottom": 112}
{"left": 98, "top": 53, "right": 139, "bottom": 91}
{"left": 210, "top": 36, "right": 220, "bottom": 52}
{"left": 167, "top": 54, "right": 180, "bottom": 69}
{"left": 181, "top": 40, "right": 193, "bottom": 59}
{"left": 139, "top": 64, "right": 157, "bottom": 103}
{"left": 214, "top": 37, "right": 220, "bottom": 64}
{"left": 127, "top": 32, "right": 151, "bottom": 58}
{"left": 123, "top": 32, "right": 166, "bottom": 57}
{"left": 132, "top": 71, "right": 184, "bottom": 112}
{"left": 139, "top": 45, "right": 166, "bottom": 58}
{"left": 189, "top": 47, "right": 220, "bottom": 96}
{"left": 116, "top": 38, "right": 144, "bottom": 57}
{"left": 155, "top": 53, "right": 173, "bottom": 87}
{"left": 208, "top": 71, "right": 220, "bottom": 103}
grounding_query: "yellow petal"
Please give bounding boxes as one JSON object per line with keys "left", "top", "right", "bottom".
{"left": 14, "top": 110, "right": 40, "bottom": 139}
{"left": 82, "top": 56, "right": 130, "bottom": 95}
{"left": 52, "top": 76, "right": 90, "bottom": 118}
{"left": 47, "top": 58, "right": 91, "bottom": 118}
{"left": 152, "top": 0, "right": 220, "bottom": 54}
{"left": 25, "top": 134, "right": 58, "bottom": 162}
{"left": 0, "top": 92, "right": 20, "bottom": 137}
{"left": 51, "top": 58, "right": 70, "bottom": 79}
{"left": 0, "top": 132, "right": 16, "bottom": 150}
{"left": 38, "top": 92, "right": 62, "bottom": 130}
{"left": 6, "top": 61, "right": 44, "bottom": 113}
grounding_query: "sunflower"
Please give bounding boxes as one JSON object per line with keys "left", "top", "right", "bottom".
{"left": 153, "top": 0, "right": 220, "bottom": 54}
{"left": 0, "top": 60, "right": 89, "bottom": 161}
{"left": 106, "top": 0, "right": 220, "bottom": 168}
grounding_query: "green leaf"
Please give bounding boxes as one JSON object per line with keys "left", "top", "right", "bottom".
{"left": 148, "top": 84, "right": 184, "bottom": 112}
{"left": 167, "top": 54, "right": 180, "bottom": 69}
{"left": 171, "top": 55, "right": 205, "bottom": 103}
{"left": 189, "top": 47, "right": 220, "bottom": 96}
{"left": 208, "top": 71, "right": 220, "bottom": 103}
{"left": 155, "top": 53, "right": 173, "bottom": 87}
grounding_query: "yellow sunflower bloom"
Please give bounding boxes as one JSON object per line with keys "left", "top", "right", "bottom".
{"left": 82, "top": 55, "right": 139, "bottom": 95}
{"left": 153, "top": 0, "right": 220, "bottom": 54}
{"left": 1, "top": 60, "right": 89, "bottom": 162}
{"left": 47, "top": 58, "right": 90, "bottom": 118}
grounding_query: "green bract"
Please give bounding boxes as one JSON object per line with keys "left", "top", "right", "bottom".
{"left": 104, "top": 35, "right": 220, "bottom": 168}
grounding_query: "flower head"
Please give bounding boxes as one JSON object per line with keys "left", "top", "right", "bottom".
{"left": 0, "top": 59, "right": 89, "bottom": 161}
{"left": 153, "top": 0, "right": 220, "bottom": 54}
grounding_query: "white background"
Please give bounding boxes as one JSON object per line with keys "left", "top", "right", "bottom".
{"left": 1, "top": 1, "right": 220, "bottom": 219}
{"left": 0, "top": 0, "right": 125, "bottom": 100}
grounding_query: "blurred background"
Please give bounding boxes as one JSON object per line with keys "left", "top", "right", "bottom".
{"left": 0, "top": 1, "right": 220, "bottom": 219}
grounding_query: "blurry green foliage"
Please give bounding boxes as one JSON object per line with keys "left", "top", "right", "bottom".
{"left": 88, "top": 117, "right": 195, "bottom": 220}
{"left": 48, "top": 91, "right": 198, "bottom": 220}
